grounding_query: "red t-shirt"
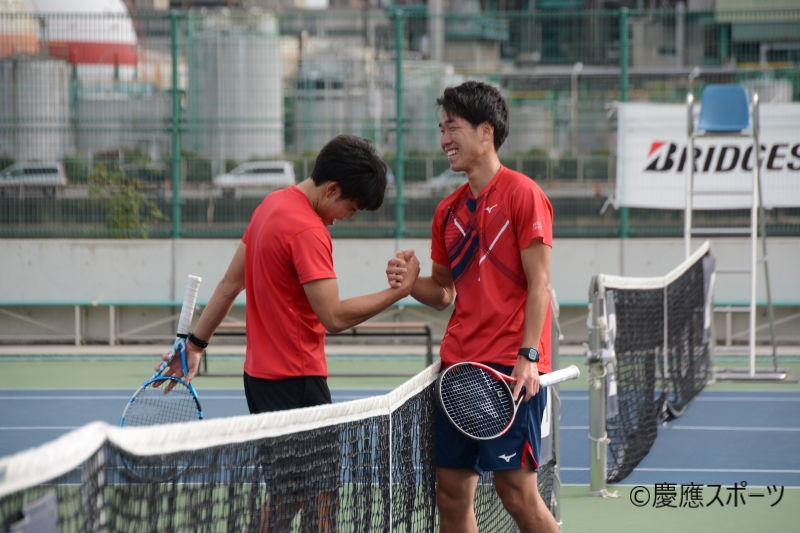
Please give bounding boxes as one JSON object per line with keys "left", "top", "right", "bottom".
{"left": 431, "top": 166, "right": 553, "bottom": 373}
{"left": 242, "top": 186, "right": 336, "bottom": 379}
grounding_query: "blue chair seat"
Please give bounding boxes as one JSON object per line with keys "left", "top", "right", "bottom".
{"left": 696, "top": 85, "right": 751, "bottom": 134}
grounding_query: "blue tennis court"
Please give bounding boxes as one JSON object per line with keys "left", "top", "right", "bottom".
{"left": 3, "top": 387, "right": 799, "bottom": 488}
{"left": 559, "top": 389, "right": 800, "bottom": 488}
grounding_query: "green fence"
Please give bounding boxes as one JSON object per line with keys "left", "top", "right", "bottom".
{"left": 1, "top": 8, "right": 799, "bottom": 239}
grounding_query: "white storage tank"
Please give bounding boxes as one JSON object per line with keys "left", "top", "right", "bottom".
{"left": 23, "top": 0, "right": 139, "bottom": 82}
{"left": 186, "top": 12, "right": 283, "bottom": 171}
{"left": 0, "top": 58, "right": 70, "bottom": 162}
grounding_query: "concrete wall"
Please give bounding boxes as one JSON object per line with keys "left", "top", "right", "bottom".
{"left": 1, "top": 237, "right": 798, "bottom": 343}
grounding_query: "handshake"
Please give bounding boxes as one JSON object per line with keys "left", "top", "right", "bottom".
{"left": 385, "top": 249, "right": 421, "bottom": 295}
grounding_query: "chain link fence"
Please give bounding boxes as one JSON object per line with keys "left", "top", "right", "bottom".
{"left": 0, "top": 8, "right": 798, "bottom": 238}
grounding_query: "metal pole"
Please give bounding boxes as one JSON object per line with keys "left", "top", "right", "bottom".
{"left": 570, "top": 62, "right": 583, "bottom": 155}
{"left": 428, "top": 0, "right": 443, "bottom": 62}
{"left": 675, "top": 2, "right": 685, "bottom": 69}
{"left": 170, "top": 11, "right": 182, "bottom": 240}
{"left": 620, "top": 8, "right": 629, "bottom": 103}
{"left": 588, "top": 276, "right": 609, "bottom": 497}
{"left": 685, "top": 93, "right": 695, "bottom": 259}
{"left": 618, "top": 9, "right": 629, "bottom": 247}
{"left": 551, "top": 298, "right": 562, "bottom": 525}
{"left": 753, "top": 93, "right": 778, "bottom": 371}
{"left": 394, "top": 9, "right": 405, "bottom": 240}
{"left": 749, "top": 93, "right": 760, "bottom": 378}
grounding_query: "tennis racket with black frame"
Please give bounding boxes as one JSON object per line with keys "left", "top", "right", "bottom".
{"left": 437, "top": 363, "right": 580, "bottom": 441}
{"left": 120, "top": 275, "right": 204, "bottom": 427}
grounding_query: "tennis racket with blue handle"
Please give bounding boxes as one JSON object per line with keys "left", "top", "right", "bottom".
{"left": 437, "top": 363, "right": 580, "bottom": 441}
{"left": 120, "top": 275, "right": 203, "bottom": 427}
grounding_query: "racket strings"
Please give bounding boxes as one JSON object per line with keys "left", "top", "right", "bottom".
{"left": 440, "top": 365, "right": 514, "bottom": 439}
{"left": 122, "top": 381, "right": 201, "bottom": 427}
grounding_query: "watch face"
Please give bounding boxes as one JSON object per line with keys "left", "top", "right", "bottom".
{"left": 519, "top": 348, "right": 539, "bottom": 362}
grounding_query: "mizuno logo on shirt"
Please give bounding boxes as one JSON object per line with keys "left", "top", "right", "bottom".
{"left": 532, "top": 221, "right": 542, "bottom": 230}
{"left": 486, "top": 204, "right": 498, "bottom": 213}
{"left": 498, "top": 453, "right": 517, "bottom": 463}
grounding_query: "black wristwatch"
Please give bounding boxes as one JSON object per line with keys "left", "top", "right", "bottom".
{"left": 518, "top": 347, "right": 540, "bottom": 363}
{"left": 188, "top": 332, "right": 209, "bottom": 349}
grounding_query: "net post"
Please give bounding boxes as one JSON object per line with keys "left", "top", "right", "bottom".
{"left": 749, "top": 92, "right": 760, "bottom": 379}
{"left": 587, "top": 276, "right": 615, "bottom": 498}
{"left": 425, "top": 321, "right": 433, "bottom": 367}
{"left": 685, "top": 92, "right": 695, "bottom": 260}
{"left": 550, "top": 290, "right": 562, "bottom": 527}
{"left": 662, "top": 285, "right": 669, "bottom": 419}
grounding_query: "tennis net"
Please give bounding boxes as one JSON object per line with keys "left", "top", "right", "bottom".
{"left": 0, "top": 362, "right": 559, "bottom": 532}
{"left": 593, "top": 241, "right": 715, "bottom": 483}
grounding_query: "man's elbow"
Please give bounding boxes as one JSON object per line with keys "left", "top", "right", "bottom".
{"left": 324, "top": 319, "right": 347, "bottom": 335}
{"left": 431, "top": 298, "right": 453, "bottom": 312}
{"left": 528, "top": 276, "right": 551, "bottom": 295}
{"left": 218, "top": 276, "right": 245, "bottom": 299}
{"left": 316, "top": 308, "right": 348, "bottom": 335}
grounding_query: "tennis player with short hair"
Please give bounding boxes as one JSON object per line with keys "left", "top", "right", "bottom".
{"left": 162, "top": 134, "right": 419, "bottom": 407}
{"left": 388, "top": 81, "right": 558, "bottom": 533}
{"left": 160, "top": 134, "right": 419, "bottom": 530}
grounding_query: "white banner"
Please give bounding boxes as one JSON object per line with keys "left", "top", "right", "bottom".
{"left": 616, "top": 102, "right": 800, "bottom": 210}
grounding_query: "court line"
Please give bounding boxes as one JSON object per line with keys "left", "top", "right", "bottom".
{"left": 670, "top": 426, "right": 800, "bottom": 432}
{"left": 560, "top": 396, "right": 800, "bottom": 402}
{"left": 1, "top": 427, "right": 80, "bottom": 430}
{"left": 561, "top": 467, "right": 800, "bottom": 474}
{"left": 0, "top": 396, "right": 247, "bottom": 400}
{"left": 0, "top": 391, "right": 368, "bottom": 401}
{"left": 561, "top": 425, "right": 800, "bottom": 431}
{"left": 695, "top": 397, "right": 800, "bottom": 402}
{"left": 560, "top": 483, "right": 800, "bottom": 488}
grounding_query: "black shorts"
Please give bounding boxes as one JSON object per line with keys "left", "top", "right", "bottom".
{"left": 243, "top": 372, "right": 340, "bottom": 496}
{"left": 243, "top": 372, "right": 332, "bottom": 414}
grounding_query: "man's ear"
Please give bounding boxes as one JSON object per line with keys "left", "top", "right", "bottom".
{"left": 324, "top": 182, "right": 340, "bottom": 198}
{"left": 481, "top": 122, "right": 494, "bottom": 144}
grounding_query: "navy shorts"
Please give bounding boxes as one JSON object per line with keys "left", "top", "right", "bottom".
{"left": 435, "top": 364, "right": 548, "bottom": 474}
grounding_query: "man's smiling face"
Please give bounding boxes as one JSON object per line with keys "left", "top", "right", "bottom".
{"left": 439, "top": 111, "right": 489, "bottom": 174}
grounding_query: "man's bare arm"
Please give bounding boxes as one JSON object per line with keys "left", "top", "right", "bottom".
{"left": 192, "top": 242, "right": 247, "bottom": 341}
{"left": 160, "top": 242, "right": 247, "bottom": 383}
{"left": 510, "top": 239, "right": 552, "bottom": 401}
{"left": 304, "top": 253, "right": 420, "bottom": 334}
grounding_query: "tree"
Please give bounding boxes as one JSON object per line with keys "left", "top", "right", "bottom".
{"left": 87, "top": 163, "right": 164, "bottom": 238}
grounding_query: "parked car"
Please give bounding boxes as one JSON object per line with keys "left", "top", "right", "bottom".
{"left": 422, "top": 168, "right": 467, "bottom": 194}
{"left": 0, "top": 162, "right": 68, "bottom": 197}
{"left": 121, "top": 162, "right": 169, "bottom": 184}
{"left": 213, "top": 161, "right": 296, "bottom": 197}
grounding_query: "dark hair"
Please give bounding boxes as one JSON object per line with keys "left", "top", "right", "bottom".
{"left": 310, "top": 134, "right": 387, "bottom": 211}
{"left": 436, "top": 81, "right": 509, "bottom": 151}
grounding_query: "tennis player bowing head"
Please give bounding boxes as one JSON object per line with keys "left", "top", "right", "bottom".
{"left": 387, "top": 81, "right": 557, "bottom": 533}
{"left": 161, "top": 134, "right": 420, "bottom": 414}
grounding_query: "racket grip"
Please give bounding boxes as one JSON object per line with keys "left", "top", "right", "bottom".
{"left": 177, "top": 275, "right": 202, "bottom": 336}
{"left": 539, "top": 365, "right": 581, "bottom": 388}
